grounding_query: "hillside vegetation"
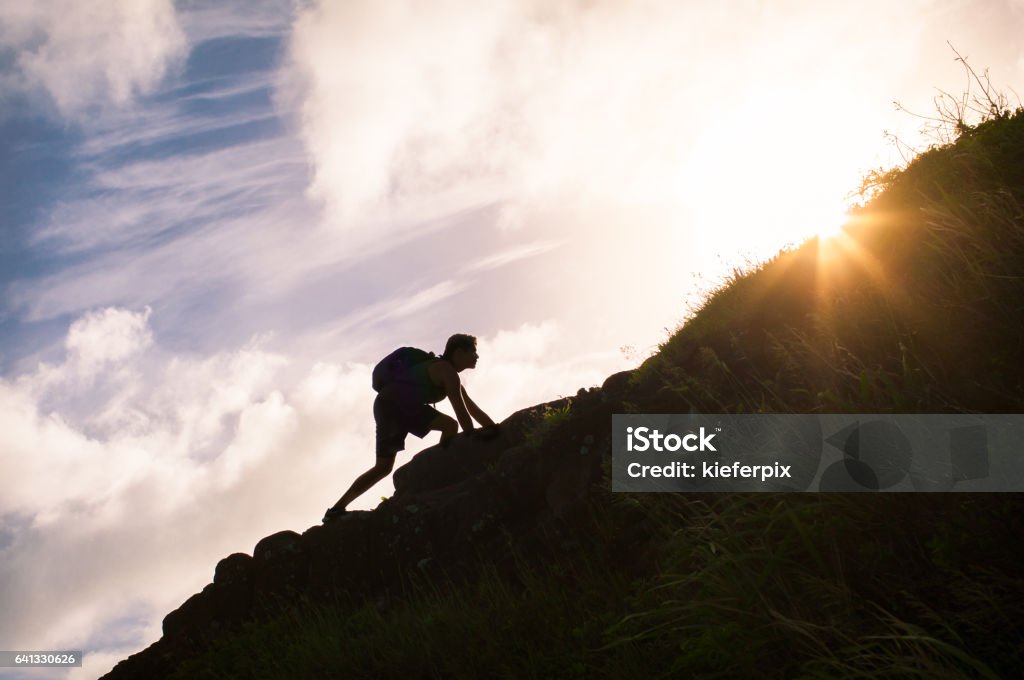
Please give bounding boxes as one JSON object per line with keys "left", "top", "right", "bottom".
{"left": 114, "top": 106, "right": 1024, "bottom": 680}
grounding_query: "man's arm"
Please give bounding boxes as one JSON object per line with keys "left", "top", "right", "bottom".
{"left": 461, "top": 386, "right": 495, "bottom": 427}
{"left": 436, "top": 363, "right": 475, "bottom": 432}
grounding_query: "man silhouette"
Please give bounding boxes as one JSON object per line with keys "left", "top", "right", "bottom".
{"left": 323, "top": 333, "right": 496, "bottom": 521}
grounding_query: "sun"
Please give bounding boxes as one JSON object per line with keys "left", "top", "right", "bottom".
{"left": 813, "top": 203, "right": 852, "bottom": 241}
{"left": 670, "top": 83, "right": 874, "bottom": 264}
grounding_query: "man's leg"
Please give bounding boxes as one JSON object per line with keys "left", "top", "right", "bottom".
{"left": 327, "top": 392, "right": 404, "bottom": 516}
{"left": 427, "top": 412, "right": 458, "bottom": 446}
{"left": 329, "top": 456, "right": 396, "bottom": 513}
{"left": 327, "top": 410, "right": 456, "bottom": 518}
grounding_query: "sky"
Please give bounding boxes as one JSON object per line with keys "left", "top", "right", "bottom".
{"left": 1, "top": 0, "right": 1023, "bottom": 677}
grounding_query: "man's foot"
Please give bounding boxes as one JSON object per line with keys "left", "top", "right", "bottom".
{"left": 322, "top": 506, "right": 348, "bottom": 523}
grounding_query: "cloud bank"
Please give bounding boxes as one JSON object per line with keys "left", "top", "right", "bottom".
{"left": 0, "top": 307, "right": 605, "bottom": 678}
{"left": 284, "top": 0, "right": 925, "bottom": 230}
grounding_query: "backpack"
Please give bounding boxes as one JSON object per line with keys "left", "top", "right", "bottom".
{"left": 371, "top": 347, "right": 436, "bottom": 392}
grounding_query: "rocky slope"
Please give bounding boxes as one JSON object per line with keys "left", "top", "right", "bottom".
{"left": 103, "top": 370, "right": 634, "bottom": 679}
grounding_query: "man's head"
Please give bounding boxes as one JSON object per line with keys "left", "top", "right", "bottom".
{"left": 442, "top": 333, "right": 478, "bottom": 371}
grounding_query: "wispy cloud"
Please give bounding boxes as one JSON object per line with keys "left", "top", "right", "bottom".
{"left": 2, "top": 4, "right": 320, "bottom": 349}
{"left": 32, "top": 135, "right": 305, "bottom": 253}
{"left": 74, "top": 78, "right": 284, "bottom": 160}
{"left": 175, "top": 0, "right": 296, "bottom": 43}
{"left": 388, "top": 280, "right": 468, "bottom": 319}
{"left": 460, "top": 239, "right": 562, "bottom": 274}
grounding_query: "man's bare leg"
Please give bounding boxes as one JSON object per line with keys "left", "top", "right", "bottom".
{"left": 326, "top": 414, "right": 458, "bottom": 517}
{"left": 328, "top": 458, "right": 395, "bottom": 514}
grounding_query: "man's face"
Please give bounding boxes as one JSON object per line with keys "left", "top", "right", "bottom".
{"left": 456, "top": 346, "right": 479, "bottom": 371}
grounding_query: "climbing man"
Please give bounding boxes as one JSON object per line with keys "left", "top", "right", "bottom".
{"left": 323, "top": 333, "right": 497, "bottom": 521}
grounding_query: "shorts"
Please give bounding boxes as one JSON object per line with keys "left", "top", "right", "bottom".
{"left": 374, "top": 384, "right": 442, "bottom": 459}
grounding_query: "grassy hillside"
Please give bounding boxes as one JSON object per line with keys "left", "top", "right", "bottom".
{"left": 167, "top": 110, "right": 1024, "bottom": 679}
{"left": 634, "top": 108, "right": 1024, "bottom": 415}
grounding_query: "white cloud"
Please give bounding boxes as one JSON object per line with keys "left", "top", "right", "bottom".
{"left": 481, "top": 320, "right": 559, "bottom": 363}
{"left": 1, "top": 0, "right": 187, "bottom": 120}
{"left": 65, "top": 306, "right": 153, "bottom": 378}
{"left": 283, "top": 0, "right": 519, "bottom": 223}
{"left": 0, "top": 307, "right": 381, "bottom": 673}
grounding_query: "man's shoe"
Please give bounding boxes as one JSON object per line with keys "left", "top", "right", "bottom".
{"left": 322, "top": 506, "right": 348, "bottom": 523}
